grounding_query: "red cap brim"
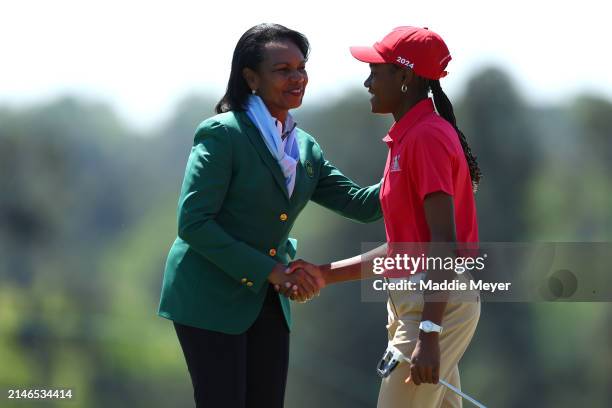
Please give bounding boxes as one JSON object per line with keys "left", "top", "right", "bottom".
{"left": 349, "top": 46, "right": 386, "bottom": 64}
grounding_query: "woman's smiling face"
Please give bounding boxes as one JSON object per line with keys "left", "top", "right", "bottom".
{"left": 243, "top": 40, "right": 308, "bottom": 121}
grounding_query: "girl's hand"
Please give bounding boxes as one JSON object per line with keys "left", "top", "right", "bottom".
{"left": 406, "top": 334, "right": 440, "bottom": 385}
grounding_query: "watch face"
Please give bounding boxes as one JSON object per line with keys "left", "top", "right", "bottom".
{"left": 423, "top": 321, "right": 432, "bottom": 331}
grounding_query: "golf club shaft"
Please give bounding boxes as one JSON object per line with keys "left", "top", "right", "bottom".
{"left": 438, "top": 378, "right": 487, "bottom": 408}
{"left": 393, "top": 345, "right": 487, "bottom": 408}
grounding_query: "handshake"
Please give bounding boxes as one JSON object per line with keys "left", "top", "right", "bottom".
{"left": 268, "top": 260, "right": 326, "bottom": 303}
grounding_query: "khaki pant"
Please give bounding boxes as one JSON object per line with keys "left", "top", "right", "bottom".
{"left": 377, "top": 275, "right": 480, "bottom": 408}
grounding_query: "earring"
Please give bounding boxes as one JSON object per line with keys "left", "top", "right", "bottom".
{"left": 401, "top": 84, "right": 408, "bottom": 93}
{"left": 251, "top": 89, "right": 256, "bottom": 95}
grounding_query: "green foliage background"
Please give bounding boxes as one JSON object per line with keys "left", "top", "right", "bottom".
{"left": 1, "top": 67, "right": 611, "bottom": 407}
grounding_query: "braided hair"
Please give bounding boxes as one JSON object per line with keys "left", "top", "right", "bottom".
{"left": 429, "top": 79, "right": 482, "bottom": 192}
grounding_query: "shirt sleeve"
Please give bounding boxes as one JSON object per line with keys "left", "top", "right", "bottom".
{"left": 407, "top": 126, "right": 455, "bottom": 201}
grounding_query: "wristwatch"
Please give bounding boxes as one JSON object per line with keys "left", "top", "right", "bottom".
{"left": 419, "top": 320, "right": 443, "bottom": 334}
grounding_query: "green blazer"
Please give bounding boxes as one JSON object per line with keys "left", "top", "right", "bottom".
{"left": 157, "top": 110, "right": 381, "bottom": 334}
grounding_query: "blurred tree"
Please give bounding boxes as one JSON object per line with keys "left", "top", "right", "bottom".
{"left": 572, "top": 94, "right": 612, "bottom": 169}
{"left": 455, "top": 67, "right": 548, "bottom": 407}
{"left": 457, "top": 67, "right": 540, "bottom": 241}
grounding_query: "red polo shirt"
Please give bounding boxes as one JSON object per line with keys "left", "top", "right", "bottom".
{"left": 380, "top": 98, "right": 478, "bottom": 260}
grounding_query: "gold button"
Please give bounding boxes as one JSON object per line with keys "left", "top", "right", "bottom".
{"left": 269, "top": 248, "right": 277, "bottom": 256}
{"left": 241, "top": 278, "right": 247, "bottom": 284}
{"left": 246, "top": 281, "right": 253, "bottom": 287}
{"left": 279, "top": 213, "right": 288, "bottom": 221}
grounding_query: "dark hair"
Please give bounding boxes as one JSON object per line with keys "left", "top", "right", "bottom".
{"left": 429, "top": 79, "right": 482, "bottom": 192}
{"left": 215, "top": 23, "right": 310, "bottom": 113}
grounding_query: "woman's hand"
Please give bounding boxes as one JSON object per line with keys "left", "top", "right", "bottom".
{"left": 268, "top": 262, "right": 320, "bottom": 301}
{"left": 406, "top": 334, "right": 440, "bottom": 385}
{"left": 286, "top": 259, "right": 326, "bottom": 288}
{"left": 275, "top": 259, "right": 326, "bottom": 302}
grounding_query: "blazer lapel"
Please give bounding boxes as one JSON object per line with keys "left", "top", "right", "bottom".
{"left": 237, "top": 111, "right": 290, "bottom": 201}
{"left": 289, "top": 134, "right": 310, "bottom": 204}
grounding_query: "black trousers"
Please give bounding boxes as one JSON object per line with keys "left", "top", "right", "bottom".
{"left": 173, "top": 285, "right": 290, "bottom": 408}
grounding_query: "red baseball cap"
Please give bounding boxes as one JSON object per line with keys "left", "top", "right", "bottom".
{"left": 350, "top": 26, "right": 452, "bottom": 80}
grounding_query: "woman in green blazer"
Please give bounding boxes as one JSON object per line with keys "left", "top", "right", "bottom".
{"left": 157, "top": 23, "right": 381, "bottom": 408}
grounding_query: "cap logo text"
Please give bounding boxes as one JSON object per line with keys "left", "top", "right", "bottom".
{"left": 396, "top": 56, "right": 414, "bottom": 68}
